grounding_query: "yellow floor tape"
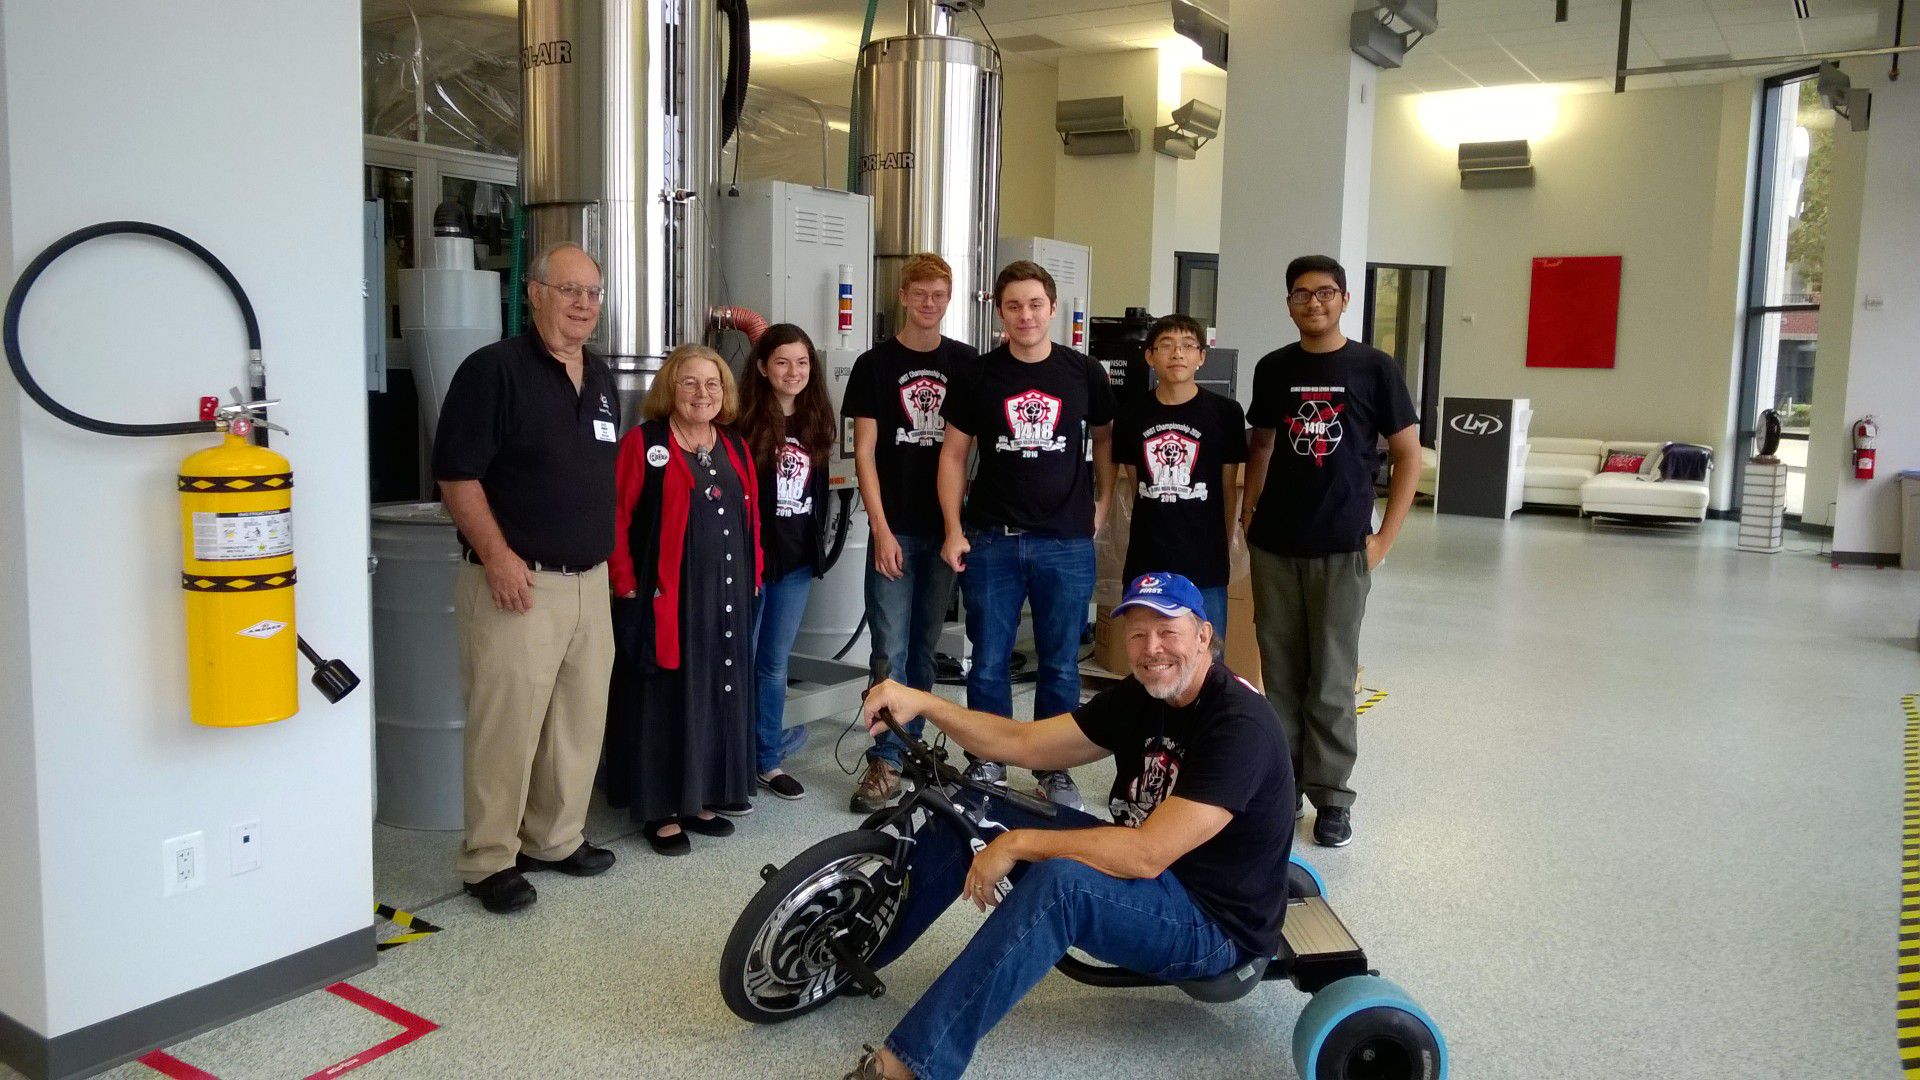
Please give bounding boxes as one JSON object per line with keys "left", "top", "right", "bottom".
{"left": 1900, "top": 694, "right": 1919, "bottom": 1076}
{"left": 374, "top": 902, "right": 443, "bottom": 952}
{"left": 1355, "top": 689, "right": 1389, "bottom": 717}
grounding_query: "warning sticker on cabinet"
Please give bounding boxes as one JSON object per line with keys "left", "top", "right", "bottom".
{"left": 237, "top": 620, "right": 287, "bottom": 639}
{"left": 193, "top": 510, "right": 293, "bottom": 561}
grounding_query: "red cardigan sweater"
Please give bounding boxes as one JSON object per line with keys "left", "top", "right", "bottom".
{"left": 609, "top": 420, "right": 764, "bottom": 669}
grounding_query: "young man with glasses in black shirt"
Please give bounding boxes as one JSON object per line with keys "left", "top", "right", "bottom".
{"left": 1113, "top": 314, "right": 1246, "bottom": 643}
{"left": 1242, "top": 255, "right": 1421, "bottom": 848}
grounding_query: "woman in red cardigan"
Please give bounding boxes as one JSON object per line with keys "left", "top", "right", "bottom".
{"left": 604, "top": 344, "right": 765, "bottom": 855}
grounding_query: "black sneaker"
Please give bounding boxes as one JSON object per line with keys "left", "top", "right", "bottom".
{"left": 1313, "top": 805, "right": 1353, "bottom": 848}
{"left": 711, "top": 801, "right": 755, "bottom": 817}
{"left": 759, "top": 772, "right": 807, "bottom": 800}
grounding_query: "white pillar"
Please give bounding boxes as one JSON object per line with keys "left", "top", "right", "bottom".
{"left": 1216, "top": 0, "right": 1377, "bottom": 398}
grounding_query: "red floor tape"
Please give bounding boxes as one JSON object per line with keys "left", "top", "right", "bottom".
{"left": 139, "top": 982, "right": 438, "bottom": 1080}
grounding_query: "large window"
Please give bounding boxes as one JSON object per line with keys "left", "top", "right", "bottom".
{"left": 1738, "top": 71, "right": 1832, "bottom": 516}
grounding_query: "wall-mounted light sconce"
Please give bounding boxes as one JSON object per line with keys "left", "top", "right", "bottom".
{"left": 1817, "top": 61, "right": 1872, "bottom": 131}
{"left": 1171, "top": 0, "right": 1228, "bottom": 69}
{"left": 1057, "top": 96, "right": 1140, "bottom": 156}
{"left": 1352, "top": 0, "right": 1438, "bottom": 70}
{"left": 1153, "top": 98, "right": 1222, "bottom": 159}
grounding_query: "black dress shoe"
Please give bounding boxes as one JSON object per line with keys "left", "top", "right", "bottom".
{"left": 464, "top": 868, "right": 536, "bottom": 913}
{"left": 683, "top": 814, "right": 735, "bottom": 837}
{"left": 516, "top": 841, "right": 616, "bottom": 877}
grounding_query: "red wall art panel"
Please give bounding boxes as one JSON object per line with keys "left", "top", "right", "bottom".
{"left": 1525, "top": 255, "right": 1621, "bottom": 369}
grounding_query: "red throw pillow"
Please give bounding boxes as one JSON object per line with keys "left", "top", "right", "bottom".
{"left": 1602, "top": 451, "right": 1645, "bottom": 473}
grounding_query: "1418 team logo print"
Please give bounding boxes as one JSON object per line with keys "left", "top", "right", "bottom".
{"left": 1139, "top": 429, "right": 1207, "bottom": 502}
{"left": 896, "top": 375, "right": 947, "bottom": 447}
{"left": 995, "top": 389, "right": 1067, "bottom": 457}
{"left": 774, "top": 440, "right": 813, "bottom": 518}
{"left": 1286, "top": 396, "right": 1345, "bottom": 467}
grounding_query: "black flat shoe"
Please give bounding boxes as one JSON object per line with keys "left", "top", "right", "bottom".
{"left": 463, "top": 868, "right": 536, "bottom": 913}
{"left": 517, "top": 841, "right": 616, "bottom": 877}
{"left": 683, "top": 814, "right": 736, "bottom": 837}
{"left": 645, "top": 820, "right": 691, "bottom": 856}
{"left": 758, "top": 772, "right": 807, "bottom": 800}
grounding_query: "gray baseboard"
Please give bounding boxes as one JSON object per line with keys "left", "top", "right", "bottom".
{"left": 0, "top": 927, "right": 373, "bottom": 1080}
{"left": 1829, "top": 550, "right": 1900, "bottom": 567}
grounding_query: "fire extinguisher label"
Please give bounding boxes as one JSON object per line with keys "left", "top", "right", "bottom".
{"left": 237, "top": 619, "right": 288, "bottom": 639}
{"left": 193, "top": 510, "right": 293, "bottom": 561}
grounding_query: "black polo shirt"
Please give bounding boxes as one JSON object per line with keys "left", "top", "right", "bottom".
{"left": 431, "top": 330, "right": 620, "bottom": 566}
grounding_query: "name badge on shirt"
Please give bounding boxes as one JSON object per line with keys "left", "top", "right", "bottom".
{"left": 593, "top": 420, "right": 617, "bottom": 442}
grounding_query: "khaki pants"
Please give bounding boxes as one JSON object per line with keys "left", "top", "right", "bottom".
{"left": 454, "top": 562, "right": 614, "bottom": 882}
{"left": 1249, "top": 546, "right": 1371, "bottom": 809}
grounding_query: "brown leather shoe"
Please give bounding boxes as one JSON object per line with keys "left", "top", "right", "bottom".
{"left": 850, "top": 758, "right": 902, "bottom": 814}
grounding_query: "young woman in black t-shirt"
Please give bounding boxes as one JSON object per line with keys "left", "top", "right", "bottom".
{"left": 738, "top": 324, "right": 835, "bottom": 801}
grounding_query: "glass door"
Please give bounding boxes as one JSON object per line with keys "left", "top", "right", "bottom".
{"left": 1363, "top": 263, "right": 1446, "bottom": 447}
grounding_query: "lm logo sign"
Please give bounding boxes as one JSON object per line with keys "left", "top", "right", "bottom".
{"left": 1449, "top": 413, "right": 1504, "bottom": 437}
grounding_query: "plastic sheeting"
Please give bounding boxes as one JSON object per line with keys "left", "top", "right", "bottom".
{"left": 723, "top": 84, "right": 852, "bottom": 191}
{"left": 364, "top": 1, "right": 520, "bottom": 157}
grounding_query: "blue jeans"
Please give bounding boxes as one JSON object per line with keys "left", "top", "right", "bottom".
{"left": 752, "top": 567, "right": 813, "bottom": 774}
{"left": 865, "top": 531, "right": 956, "bottom": 768}
{"left": 960, "top": 531, "right": 1096, "bottom": 726}
{"left": 1200, "top": 585, "right": 1229, "bottom": 648}
{"left": 882, "top": 798, "right": 1241, "bottom": 1080}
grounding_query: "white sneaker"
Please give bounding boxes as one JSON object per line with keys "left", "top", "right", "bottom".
{"left": 964, "top": 759, "right": 1007, "bottom": 786}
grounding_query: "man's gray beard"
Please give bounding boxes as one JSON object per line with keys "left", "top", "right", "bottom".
{"left": 1140, "top": 650, "right": 1205, "bottom": 702}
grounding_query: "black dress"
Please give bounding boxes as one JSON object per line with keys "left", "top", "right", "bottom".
{"left": 606, "top": 440, "right": 758, "bottom": 823}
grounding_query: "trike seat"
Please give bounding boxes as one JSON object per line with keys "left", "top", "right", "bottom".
{"left": 1176, "top": 953, "right": 1270, "bottom": 1003}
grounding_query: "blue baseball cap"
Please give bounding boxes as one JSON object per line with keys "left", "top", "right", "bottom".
{"left": 1113, "top": 572, "right": 1206, "bottom": 620}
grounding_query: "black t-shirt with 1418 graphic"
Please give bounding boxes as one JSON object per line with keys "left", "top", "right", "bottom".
{"left": 842, "top": 335, "right": 977, "bottom": 539}
{"left": 1072, "top": 662, "right": 1296, "bottom": 958}
{"left": 1113, "top": 388, "right": 1247, "bottom": 588}
{"left": 941, "top": 342, "right": 1116, "bottom": 539}
{"left": 1244, "top": 340, "right": 1417, "bottom": 558}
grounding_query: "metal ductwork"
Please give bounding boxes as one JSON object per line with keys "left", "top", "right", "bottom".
{"left": 854, "top": 0, "right": 1002, "bottom": 349}
{"left": 520, "top": 0, "right": 749, "bottom": 425}
{"left": 1458, "top": 139, "right": 1533, "bottom": 189}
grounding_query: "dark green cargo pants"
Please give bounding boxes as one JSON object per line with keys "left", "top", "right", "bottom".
{"left": 1249, "top": 546, "right": 1371, "bottom": 809}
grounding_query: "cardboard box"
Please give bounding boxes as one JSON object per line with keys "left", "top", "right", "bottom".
{"left": 1092, "top": 604, "right": 1128, "bottom": 677}
{"left": 1223, "top": 594, "right": 1262, "bottom": 690}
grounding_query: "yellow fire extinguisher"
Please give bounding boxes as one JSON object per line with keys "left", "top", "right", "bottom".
{"left": 4, "top": 220, "right": 360, "bottom": 728}
{"left": 178, "top": 398, "right": 298, "bottom": 726}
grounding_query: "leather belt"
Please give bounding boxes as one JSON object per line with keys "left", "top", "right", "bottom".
{"left": 462, "top": 551, "right": 599, "bottom": 575}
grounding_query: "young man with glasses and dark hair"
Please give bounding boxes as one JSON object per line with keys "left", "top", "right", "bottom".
{"left": 1241, "top": 254, "right": 1421, "bottom": 848}
{"left": 937, "top": 259, "right": 1117, "bottom": 811}
{"left": 1112, "top": 314, "right": 1246, "bottom": 641}
{"left": 844, "top": 253, "right": 979, "bottom": 813}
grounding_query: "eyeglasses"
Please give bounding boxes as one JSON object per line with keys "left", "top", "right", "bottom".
{"left": 1287, "top": 287, "right": 1343, "bottom": 307}
{"left": 678, "top": 378, "right": 724, "bottom": 396}
{"left": 905, "top": 289, "right": 950, "bottom": 304}
{"left": 537, "top": 280, "right": 606, "bottom": 303}
{"left": 1152, "top": 342, "right": 1203, "bottom": 356}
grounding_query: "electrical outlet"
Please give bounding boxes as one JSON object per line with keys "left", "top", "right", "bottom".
{"left": 163, "top": 832, "right": 205, "bottom": 896}
{"left": 230, "top": 820, "right": 262, "bottom": 875}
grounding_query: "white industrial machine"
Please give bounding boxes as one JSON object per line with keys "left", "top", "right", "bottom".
{"left": 399, "top": 204, "right": 503, "bottom": 437}
{"left": 716, "top": 180, "right": 874, "bottom": 489}
{"left": 998, "top": 235, "right": 1092, "bottom": 350}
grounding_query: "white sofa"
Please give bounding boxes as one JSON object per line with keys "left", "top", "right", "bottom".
{"left": 1522, "top": 437, "right": 1711, "bottom": 522}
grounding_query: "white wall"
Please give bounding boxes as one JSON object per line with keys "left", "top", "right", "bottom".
{"left": 1054, "top": 49, "right": 1162, "bottom": 315}
{"left": 1821, "top": 66, "right": 1920, "bottom": 555}
{"left": 1148, "top": 70, "right": 1228, "bottom": 317}
{"left": 1, "top": 0, "right": 372, "bottom": 1037}
{"left": 1369, "top": 83, "right": 1749, "bottom": 503}
{"left": 999, "top": 69, "right": 1058, "bottom": 239}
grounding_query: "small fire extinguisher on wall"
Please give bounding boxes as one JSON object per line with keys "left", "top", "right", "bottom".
{"left": 1853, "top": 415, "right": 1879, "bottom": 479}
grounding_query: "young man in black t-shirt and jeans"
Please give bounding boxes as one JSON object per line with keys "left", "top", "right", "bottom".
{"left": 1113, "top": 313, "right": 1247, "bottom": 641}
{"left": 1243, "top": 255, "right": 1421, "bottom": 848}
{"left": 844, "top": 253, "right": 979, "bottom": 813}
{"left": 939, "top": 260, "right": 1116, "bottom": 811}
